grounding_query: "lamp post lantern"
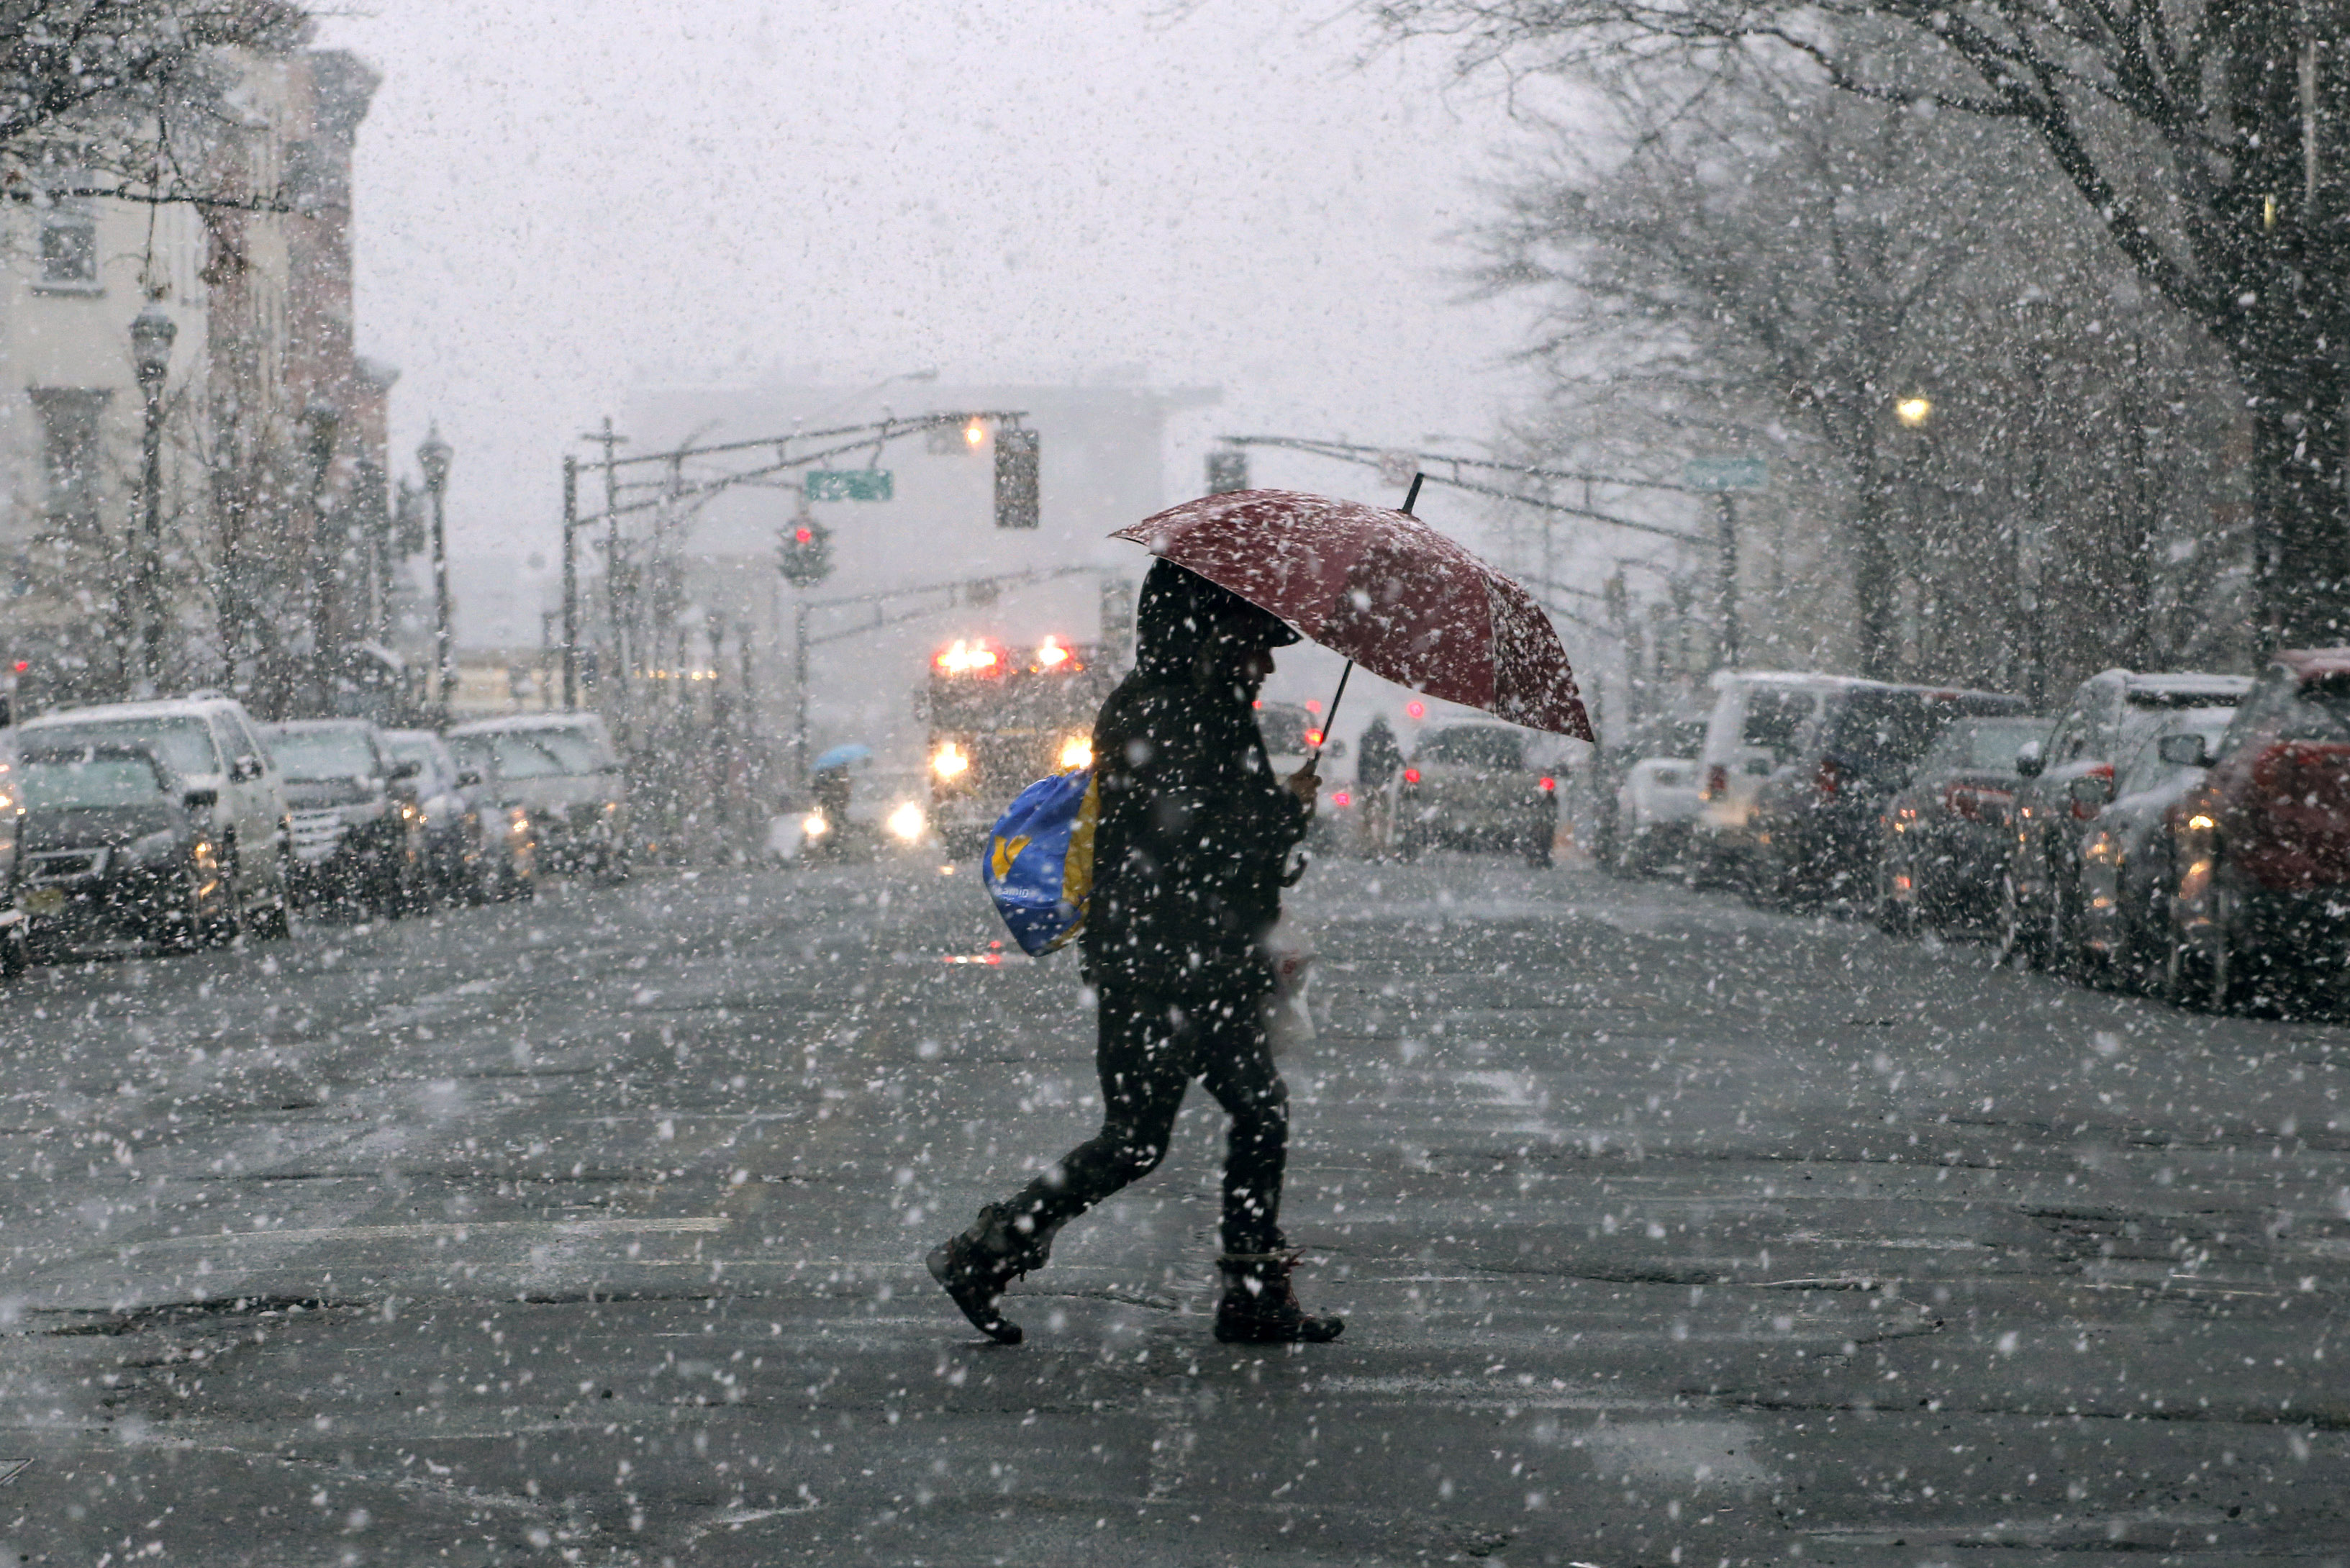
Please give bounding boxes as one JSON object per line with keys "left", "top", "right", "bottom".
{"left": 129, "top": 303, "right": 176, "bottom": 689}
{"left": 418, "top": 423, "right": 454, "bottom": 721}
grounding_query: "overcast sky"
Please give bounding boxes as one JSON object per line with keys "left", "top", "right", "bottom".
{"left": 319, "top": 0, "right": 1548, "bottom": 563}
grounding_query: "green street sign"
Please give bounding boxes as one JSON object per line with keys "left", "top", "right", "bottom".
{"left": 1682, "top": 457, "right": 1768, "bottom": 492}
{"left": 804, "top": 469, "right": 894, "bottom": 502}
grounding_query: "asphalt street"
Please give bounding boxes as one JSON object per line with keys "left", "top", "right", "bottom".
{"left": 1, "top": 849, "right": 2345, "bottom": 1566}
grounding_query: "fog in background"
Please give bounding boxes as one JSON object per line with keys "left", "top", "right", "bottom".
{"left": 319, "top": 0, "right": 1546, "bottom": 633}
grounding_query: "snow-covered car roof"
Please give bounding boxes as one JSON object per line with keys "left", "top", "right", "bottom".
{"left": 2097, "top": 669, "right": 2254, "bottom": 702}
{"left": 446, "top": 712, "right": 611, "bottom": 737}
{"left": 18, "top": 695, "right": 250, "bottom": 728}
{"left": 2277, "top": 648, "right": 2350, "bottom": 681}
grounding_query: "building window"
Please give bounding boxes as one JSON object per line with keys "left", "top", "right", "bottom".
{"left": 30, "top": 388, "right": 111, "bottom": 532}
{"left": 37, "top": 187, "right": 98, "bottom": 287}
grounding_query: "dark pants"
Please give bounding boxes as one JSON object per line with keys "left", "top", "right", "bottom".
{"left": 1004, "top": 973, "right": 1289, "bottom": 1258}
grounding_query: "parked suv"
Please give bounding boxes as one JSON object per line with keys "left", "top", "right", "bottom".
{"left": 380, "top": 728, "right": 535, "bottom": 903}
{"left": 1692, "top": 673, "right": 1860, "bottom": 885}
{"left": 1395, "top": 722, "right": 1559, "bottom": 865}
{"left": 2167, "top": 651, "right": 2350, "bottom": 1011}
{"left": 14, "top": 694, "right": 291, "bottom": 938}
{"left": 263, "top": 720, "right": 425, "bottom": 917}
{"left": 2002, "top": 669, "right": 2251, "bottom": 969}
{"left": 446, "top": 713, "right": 628, "bottom": 879}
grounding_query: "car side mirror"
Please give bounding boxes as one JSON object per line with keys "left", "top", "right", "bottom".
{"left": 2156, "top": 733, "right": 2212, "bottom": 768}
{"left": 455, "top": 769, "right": 484, "bottom": 788}
{"left": 230, "top": 754, "right": 263, "bottom": 782}
{"left": 183, "top": 787, "right": 218, "bottom": 810}
{"left": 2015, "top": 741, "right": 2044, "bottom": 778}
{"left": 2067, "top": 774, "right": 2114, "bottom": 806}
{"left": 390, "top": 758, "right": 422, "bottom": 780}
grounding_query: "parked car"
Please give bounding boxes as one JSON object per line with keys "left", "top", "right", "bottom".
{"left": 1874, "top": 714, "right": 2053, "bottom": 934}
{"left": 14, "top": 694, "right": 290, "bottom": 938}
{"left": 1736, "top": 680, "right": 2029, "bottom": 908}
{"left": 1597, "top": 711, "right": 1707, "bottom": 876}
{"left": 445, "top": 712, "right": 628, "bottom": 879}
{"left": 263, "top": 720, "right": 424, "bottom": 917}
{"left": 1692, "top": 673, "right": 1859, "bottom": 885}
{"left": 1395, "top": 722, "right": 1559, "bottom": 866}
{"left": 379, "top": 728, "right": 535, "bottom": 902}
{"left": 2166, "top": 651, "right": 2350, "bottom": 1012}
{"left": 11, "top": 741, "right": 235, "bottom": 956}
{"left": 2001, "top": 669, "right": 2253, "bottom": 970}
{"left": 2074, "top": 707, "right": 2240, "bottom": 987}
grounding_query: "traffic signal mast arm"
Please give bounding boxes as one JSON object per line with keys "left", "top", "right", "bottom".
{"left": 571, "top": 410, "right": 1030, "bottom": 530}
{"left": 1211, "top": 434, "right": 1703, "bottom": 543}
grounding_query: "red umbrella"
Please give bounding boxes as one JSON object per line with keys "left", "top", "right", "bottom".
{"left": 1111, "top": 486, "right": 1594, "bottom": 741}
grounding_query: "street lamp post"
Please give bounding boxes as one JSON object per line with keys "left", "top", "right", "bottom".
{"left": 128, "top": 304, "right": 176, "bottom": 691}
{"left": 418, "top": 424, "right": 454, "bottom": 722}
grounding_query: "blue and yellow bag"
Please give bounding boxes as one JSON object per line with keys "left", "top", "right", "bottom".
{"left": 981, "top": 768, "right": 1099, "bottom": 956}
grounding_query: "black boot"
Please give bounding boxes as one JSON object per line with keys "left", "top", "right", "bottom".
{"left": 1214, "top": 1250, "right": 1343, "bottom": 1343}
{"left": 927, "top": 1203, "right": 1048, "bottom": 1345}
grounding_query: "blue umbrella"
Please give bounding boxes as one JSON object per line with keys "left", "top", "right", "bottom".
{"left": 811, "top": 743, "right": 873, "bottom": 772}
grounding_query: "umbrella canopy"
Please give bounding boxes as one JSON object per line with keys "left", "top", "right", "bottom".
{"left": 1113, "top": 489, "right": 1593, "bottom": 740}
{"left": 810, "top": 743, "right": 874, "bottom": 772}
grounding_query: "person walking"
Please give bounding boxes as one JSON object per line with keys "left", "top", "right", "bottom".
{"left": 928, "top": 559, "right": 1344, "bottom": 1346}
{"left": 1356, "top": 714, "right": 1402, "bottom": 856}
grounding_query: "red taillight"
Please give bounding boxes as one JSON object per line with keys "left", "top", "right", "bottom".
{"left": 1538, "top": 776, "right": 1556, "bottom": 792}
{"left": 1330, "top": 789, "right": 1351, "bottom": 808}
{"left": 1304, "top": 728, "right": 1324, "bottom": 748}
{"left": 1402, "top": 767, "right": 1420, "bottom": 785}
{"left": 2071, "top": 762, "right": 2114, "bottom": 820}
{"left": 1702, "top": 764, "right": 1728, "bottom": 802}
{"left": 1815, "top": 756, "right": 1842, "bottom": 799}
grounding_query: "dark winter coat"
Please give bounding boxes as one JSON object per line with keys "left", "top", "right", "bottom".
{"left": 1080, "top": 561, "right": 1307, "bottom": 994}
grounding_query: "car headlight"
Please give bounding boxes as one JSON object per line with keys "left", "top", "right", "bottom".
{"left": 932, "top": 741, "right": 971, "bottom": 781}
{"left": 128, "top": 829, "right": 181, "bottom": 866}
{"left": 1056, "top": 735, "right": 1093, "bottom": 771}
{"left": 802, "top": 810, "right": 830, "bottom": 838}
{"left": 886, "top": 801, "right": 926, "bottom": 843}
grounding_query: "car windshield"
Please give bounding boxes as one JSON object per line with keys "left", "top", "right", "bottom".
{"left": 1924, "top": 717, "right": 2049, "bottom": 771}
{"left": 1417, "top": 727, "right": 1524, "bottom": 770}
{"left": 2286, "top": 674, "right": 2350, "bottom": 740}
{"left": 268, "top": 728, "right": 378, "bottom": 781}
{"left": 15, "top": 752, "right": 170, "bottom": 808}
{"left": 24, "top": 717, "right": 220, "bottom": 779}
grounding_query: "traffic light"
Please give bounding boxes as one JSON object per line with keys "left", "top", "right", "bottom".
{"left": 1206, "top": 448, "right": 1248, "bottom": 494}
{"left": 779, "top": 516, "right": 834, "bottom": 587}
{"left": 994, "top": 427, "right": 1040, "bottom": 528}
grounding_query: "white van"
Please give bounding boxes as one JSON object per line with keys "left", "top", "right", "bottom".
{"left": 17, "top": 694, "right": 292, "bottom": 935}
{"left": 1690, "top": 672, "right": 1871, "bottom": 881}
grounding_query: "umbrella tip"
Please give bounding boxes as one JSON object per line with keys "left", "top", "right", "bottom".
{"left": 1402, "top": 473, "right": 1425, "bottom": 515}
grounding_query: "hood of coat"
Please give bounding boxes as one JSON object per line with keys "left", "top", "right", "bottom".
{"left": 1131, "top": 558, "right": 1299, "bottom": 689}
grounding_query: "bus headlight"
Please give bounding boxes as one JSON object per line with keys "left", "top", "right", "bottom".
{"left": 1056, "top": 735, "right": 1094, "bottom": 771}
{"left": 886, "top": 802, "right": 927, "bottom": 843}
{"left": 802, "top": 810, "right": 830, "bottom": 839}
{"left": 931, "top": 741, "right": 970, "bottom": 781}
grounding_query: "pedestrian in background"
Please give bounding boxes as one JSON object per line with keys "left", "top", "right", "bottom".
{"left": 929, "top": 560, "right": 1344, "bottom": 1346}
{"left": 1356, "top": 713, "right": 1402, "bottom": 856}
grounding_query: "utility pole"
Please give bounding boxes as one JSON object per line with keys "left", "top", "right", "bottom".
{"left": 793, "top": 597, "right": 809, "bottom": 791}
{"left": 1716, "top": 494, "right": 1741, "bottom": 670}
{"left": 584, "top": 417, "right": 629, "bottom": 727}
{"left": 561, "top": 456, "right": 579, "bottom": 710}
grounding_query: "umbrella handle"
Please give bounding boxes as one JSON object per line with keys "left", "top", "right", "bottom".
{"left": 1305, "top": 661, "right": 1353, "bottom": 770}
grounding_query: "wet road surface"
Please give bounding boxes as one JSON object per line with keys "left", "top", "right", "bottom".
{"left": 1, "top": 854, "right": 2345, "bottom": 1564}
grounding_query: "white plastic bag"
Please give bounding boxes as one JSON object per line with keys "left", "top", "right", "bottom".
{"left": 1261, "top": 921, "right": 1316, "bottom": 1057}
